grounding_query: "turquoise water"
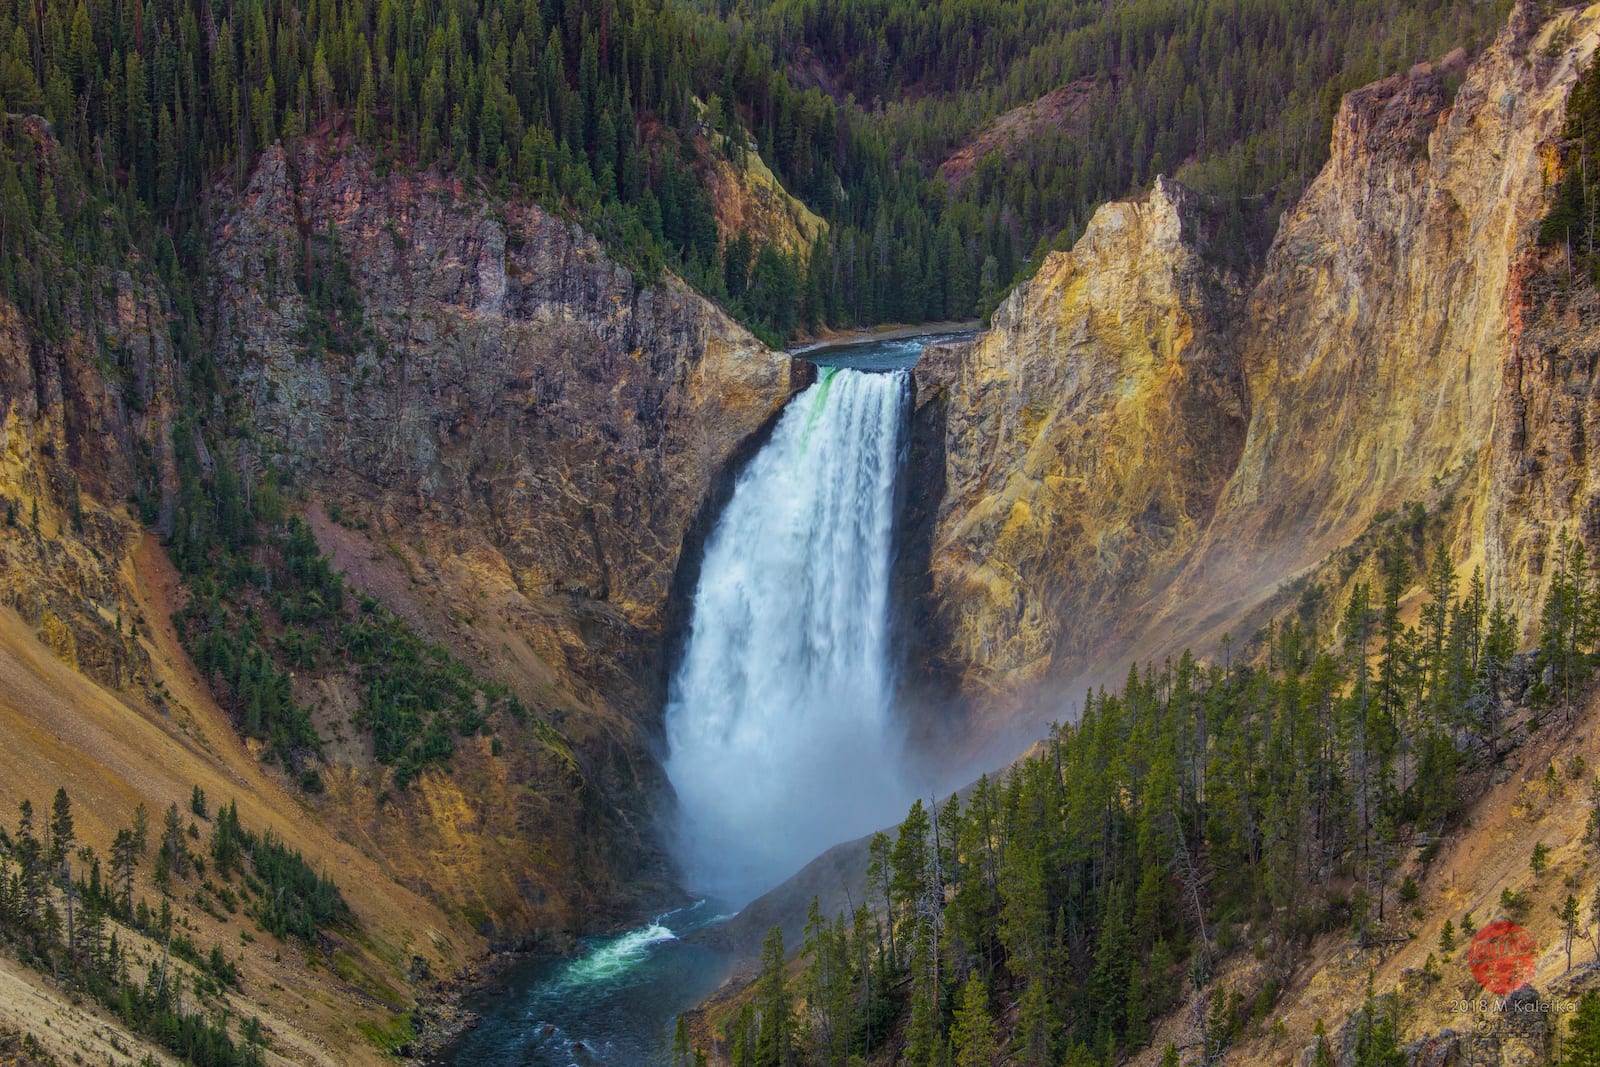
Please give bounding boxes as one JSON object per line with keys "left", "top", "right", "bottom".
{"left": 798, "top": 330, "right": 970, "bottom": 371}
{"left": 444, "top": 900, "right": 732, "bottom": 1066}
{"left": 445, "top": 330, "right": 968, "bottom": 1066}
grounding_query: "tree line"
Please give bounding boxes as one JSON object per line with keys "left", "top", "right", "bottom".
{"left": 689, "top": 0, "right": 1512, "bottom": 316}
{"left": 694, "top": 520, "right": 1600, "bottom": 1066}
{"left": 0, "top": 786, "right": 349, "bottom": 1065}
{"left": 0, "top": 0, "right": 1513, "bottom": 350}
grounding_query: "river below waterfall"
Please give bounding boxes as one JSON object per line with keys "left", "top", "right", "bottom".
{"left": 443, "top": 331, "right": 966, "bottom": 1067}
{"left": 443, "top": 899, "right": 733, "bottom": 1066}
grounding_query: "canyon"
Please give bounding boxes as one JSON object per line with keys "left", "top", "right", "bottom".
{"left": 3, "top": 0, "right": 1600, "bottom": 1063}
{"left": 0, "top": 122, "right": 799, "bottom": 1062}
{"left": 912, "top": 0, "right": 1600, "bottom": 740}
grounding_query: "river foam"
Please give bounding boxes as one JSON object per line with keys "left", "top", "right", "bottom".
{"left": 664, "top": 366, "right": 913, "bottom": 902}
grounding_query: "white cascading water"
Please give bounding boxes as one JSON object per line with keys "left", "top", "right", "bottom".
{"left": 665, "top": 366, "right": 911, "bottom": 902}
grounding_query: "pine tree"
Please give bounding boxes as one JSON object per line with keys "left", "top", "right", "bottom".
{"left": 1542, "top": 529, "right": 1588, "bottom": 720}
{"left": 131, "top": 802, "right": 149, "bottom": 856}
{"left": 1353, "top": 987, "right": 1405, "bottom": 1067}
{"left": 755, "top": 926, "right": 792, "bottom": 1067}
{"left": 1312, "top": 1021, "right": 1335, "bottom": 1067}
{"left": 1564, "top": 990, "right": 1600, "bottom": 1067}
{"left": 951, "top": 973, "right": 996, "bottom": 1067}
{"left": 47, "top": 787, "right": 74, "bottom": 873}
{"left": 110, "top": 827, "right": 138, "bottom": 913}
{"left": 1560, "top": 895, "right": 1582, "bottom": 973}
{"left": 160, "top": 801, "right": 187, "bottom": 879}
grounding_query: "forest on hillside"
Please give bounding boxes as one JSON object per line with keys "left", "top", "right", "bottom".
{"left": 0, "top": 788, "right": 347, "bottom": 1065}
{"left": 683, "top": 0, "right": 1511, "bottom": 322}
{"left": 690, "top": 520, "right": 1600, "bottom": 1067}
{"left": 0, "top": 0, "right": 1511, "bottom": 345}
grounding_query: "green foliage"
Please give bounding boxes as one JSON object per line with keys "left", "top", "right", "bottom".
{"left": 1559, "top": 894, "right": 1582, "bottom": 972}
{"left": 1565, "top": 990, "right": 1600, "bottom": 1067}
{"left": 1534, "top": 529, "right": 1600, "bottom": 726}
{"left": 695, "top": 0, "right": 1509, "bottom": 313}
{"left": 0, "top": 794, "right": 275, "bottom": 1066}
{"left": 356, "top": 1013, "right": 416, "bottom": 1055}
{"left": 245, "top": 827, "right": 348, "bottom": 941}
{"left": 1500, "top": 886, "right": 1531, "bottom": 917}
{"left": 950, "top": 973, "right": 995, "bottom": 1067}
{"left": 1352, "top": 987, "right": 1405, "bottom": 1067}
{"left": 176, "top": 451, "right": 537, "bottom": 785}
{"left": 766, "top": 531, "right": 1597, "bottom": 1064}
{"left": 1542, "top": 53, "right": 1600, "bottom": 284}
{"left": 296, "top": 227, "right": 367, "bottom": 360}
{"left": 754, "top": 926, "right": 794, "bottom": 1067}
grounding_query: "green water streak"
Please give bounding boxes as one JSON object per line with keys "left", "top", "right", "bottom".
{"left": 801, "top": 366, "right": 838, "bottom": 451}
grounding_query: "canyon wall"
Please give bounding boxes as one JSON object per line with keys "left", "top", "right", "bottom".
{"left": 915, "top": 177, "right": 1246, "bottom": 709}
{"left": 198, "top": 138, "right": 796, "bottom": 933}
{"left": 916, "top": 1, "right": 1600, "bottom": 727}
{"left": 0, "top": 122, "right": 796, "bottom": 1060}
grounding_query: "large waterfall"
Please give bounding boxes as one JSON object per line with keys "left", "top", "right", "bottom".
{"left": 665, "top": 366, "right": 912, "bottom": 901}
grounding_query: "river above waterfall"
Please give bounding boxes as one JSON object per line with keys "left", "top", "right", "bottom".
{"left": 798, "top": 329, "right": 972, "bottom": 371}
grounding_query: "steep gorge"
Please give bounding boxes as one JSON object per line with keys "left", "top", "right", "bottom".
{"left": 914, "top": 1, "right": 1600, "bottom": 733}
{"left": 0, "top": 120, "right": 798, "bottom": 1061}
{"left": 195, "top": 134, "right": 798, "bottom": 935}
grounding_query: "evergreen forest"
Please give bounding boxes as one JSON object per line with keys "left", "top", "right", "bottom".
{"left": 695, "top": 525, "right": 1600, "bottom": 1067}
{"left": 0, "top": 0, "right": 1513, "bottom": 343}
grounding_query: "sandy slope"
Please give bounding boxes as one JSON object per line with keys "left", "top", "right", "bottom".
{"left": 0, "top": 533, "right": 479, "bottom": 1064}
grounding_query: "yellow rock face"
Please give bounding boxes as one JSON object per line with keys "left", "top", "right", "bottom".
{"left": 919, "top": 4, "right": 1600, "bottom": 729}
{"left": 707, "top": 149, "right": 828, "bottom": 257}
{"left": 921, "top": 178, "right": 1245, "bottom": 714}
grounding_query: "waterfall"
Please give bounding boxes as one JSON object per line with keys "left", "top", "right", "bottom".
{"left": 665, "top": 366, "right": 912, "bottom": 902}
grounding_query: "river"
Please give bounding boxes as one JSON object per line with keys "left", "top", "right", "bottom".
{"left": 443, "top": 330, "right": 967, "bottom": 1067}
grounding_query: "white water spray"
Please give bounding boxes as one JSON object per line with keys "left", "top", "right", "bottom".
{"left": 665, "top": 366, "right": 912, "bottom": 901}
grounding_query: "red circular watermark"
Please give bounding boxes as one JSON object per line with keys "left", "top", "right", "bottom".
{"left": 1468, "top": 921, "right": 1537, "bottom": 994}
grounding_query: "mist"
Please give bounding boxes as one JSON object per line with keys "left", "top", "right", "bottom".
{"left": 664, "top": 366, "right": 918, "bottom": 905}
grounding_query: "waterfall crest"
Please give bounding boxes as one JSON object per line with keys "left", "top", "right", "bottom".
{"left": 665, "top": 366, "right": 911, "bottom": 901}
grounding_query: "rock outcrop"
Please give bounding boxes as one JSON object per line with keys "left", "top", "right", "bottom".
{"left": 916, "top": 2, "right": 1600, "bottom": 725}
{"left": 917, "top": 178, "right": 1245, "bottom": 707}
{"left": 0, "top": 122, "right": 177, "bottom": 693}
{"left": 1176, "top": 6, "right": 1578, "bottom": 645}
{"left": 200, "top": 136, "right": 795, "bottom": 931}
{"left": 208, "top": 138, "right": 791, "bottom": 639}
{"left": 1489, "top": 4, "right": 1600, "bottom": 621}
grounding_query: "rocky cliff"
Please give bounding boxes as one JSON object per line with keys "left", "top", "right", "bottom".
{"left": 0, "top": 119, "right": 178, "bottom": 694}
{"left": 208, "top": 138, "right": 791, "bottom": 640}
{"left": 915, "top": 177, "right": 1246, "bottom": 707}
{"left": 197, "top": 136, "right": 796, "bottom": 932}
{"left": 0, "top": 122, "right": 796, "bottom": 1060}
{"left": 916, "top": 2, "right": 1600, "bottom": 726}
